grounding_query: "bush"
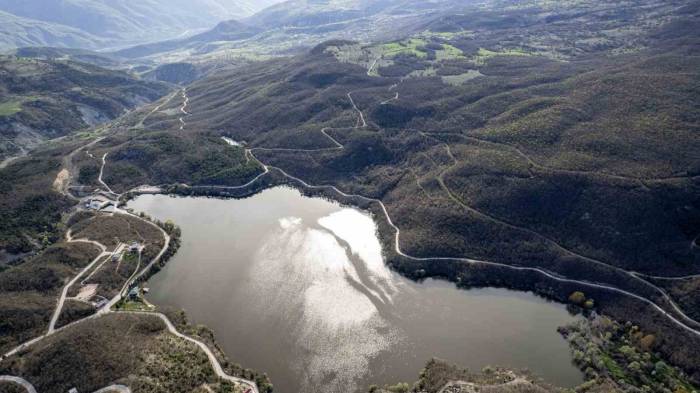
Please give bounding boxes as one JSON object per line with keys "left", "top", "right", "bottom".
{"left": 569, "top": 291, "right": 586, "bottom": 305}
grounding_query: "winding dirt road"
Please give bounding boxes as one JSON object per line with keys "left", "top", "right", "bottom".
{"left": 0, "top": 376, "right": 130, "bottom": 393}
{"left": 177, "top": 90, "right": 700, "bottom": 337}
{"left": 122, "top": 311, "right": 259, "bottom": 393}
{"left": 92, "top": 385, "right": 131, "bottom": 393}
{"left": 7, "top": 76, "right": 698, "bottom": 393}
{"left": 136, "top": 90, "right": 179, "bottom": 129}
{"left": 4, "top": 207, "right": 259, "bottom": 393}
{"left": 48, "top": 231, "right": 109, "bottom": 333}
{"left": 179, "top": 88, "right": 189, "bottom": 131}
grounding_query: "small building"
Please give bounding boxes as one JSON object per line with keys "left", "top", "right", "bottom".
{"left": 94, "top": 298, "right": 108, "bottom": 309}
{"left": 127, "top": 286, "right": 140, "bottom": 301}
{"left": 128, "top": 242, "right": 141, "bottom": 253}
{"left": 85, "top": 197, "right": 112, "bottom": 211}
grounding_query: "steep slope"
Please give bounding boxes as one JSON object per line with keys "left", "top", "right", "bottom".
{"left": 0, "top": 56, "right": 171, "bottom": 161}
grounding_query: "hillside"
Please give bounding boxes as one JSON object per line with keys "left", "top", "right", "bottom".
{"left": 69, "top": 0, "right": 700, "bottom": 382}
{"left": 113, "top": 0, "right": 448, "bottom": 62}
{"left": 0, "top": 10, "right": 105, "bottom": 51}
{"left": 0, "top": 0, "right": 286, "bottom": 51}
{"left": 0, "top": 56, "right": 171, "bottom": 162}
{"left": 0, "top": 0, "right": 699, "bottom": 392}
{"left": 112, "top": 0, "right": 699, "bottom": 72}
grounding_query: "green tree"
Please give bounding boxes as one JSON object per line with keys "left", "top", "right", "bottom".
{"left": 569, "top": 291, "right": 586, "bottom": 305}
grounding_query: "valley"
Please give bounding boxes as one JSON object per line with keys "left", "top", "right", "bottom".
{"left": 0, "top": 0, "right": 699, "bottom": 392}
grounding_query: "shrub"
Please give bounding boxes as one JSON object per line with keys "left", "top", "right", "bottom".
{"left": 569, "top": 291, "right": 586, "bottom": 305}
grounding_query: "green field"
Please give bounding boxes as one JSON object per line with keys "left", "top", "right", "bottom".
{"left": 0, "top": 99, "right": 23, "bottom": 116}
{"left": 379, "top": 38, "right": 429, "bottom": 58}
{"left": 435, "top": 43, "right": 464, "bottom": 60}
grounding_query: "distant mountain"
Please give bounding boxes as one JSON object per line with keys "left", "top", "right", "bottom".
{"left": 112, "top": 0, "right": 451, "bottom": 62}
{"left": 115, "top": 19, "right": 261, "bottom": 59}
{"left": 0, "top": 10, "right": 105, "bottom": 51}
{"left": 245, "top": 0, "right": 403, "bottom": 28}
{"left": 0, "top": 0, "right": 286, "bottom": 51}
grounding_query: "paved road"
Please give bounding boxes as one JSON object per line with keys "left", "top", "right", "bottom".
{"left": 4, "top": 210, "right": 259, "bottom": 393}
{"left": 0, "top": 144, "right": 27, "bottom": 170}
{"left": 380, "top": 92, "right": 399, "bottom": 105}
{"left": 179, "top": 88, "right": 189, "bottom": 130}
{"left": 92, "top": 384, "right": 131, "bottom": 393}
{"left": 118, "top": 86, "right": 700, "bottom": 359}
{"left": 98, "top": 153, "right": 117, "bottom": 196}
{"left": 8, "top": 81, "right": 697, "bottom": 393}
{"left": 208, "top": 92, "right": 700, "bottom": 337}
{"left": 367, "top": 57, "right": 379, "bottom": 76}
{"left": 172, "top": 88, "right": 700, "bottom": 335}
{"left": 2, "top": 88, "right": 261, "bottom": 393}
{"left": 137, "top": 90, "right": 179, "bottom": 128}
{"left": 0, "top": 375, "right": 132, "bottom": 393}
{"left": 123, "top": 311, "right": 259, "bottom": 393}
{"left": 48, "top": 234, "right": 109, "bottom": 333}
{"left": 55, "top": 135, "right": 106, "bottom": 201}
{"left": 100, "top": 209, "right": 171, "bottom": 312}
{"left": 0, "top": 376, "right": 37, "bottom": 393}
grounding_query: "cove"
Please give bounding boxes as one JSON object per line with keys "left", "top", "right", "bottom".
{"left": 127, "top": 186, "right": 582, "bottom": 393}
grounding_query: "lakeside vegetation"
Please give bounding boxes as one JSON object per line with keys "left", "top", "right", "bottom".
{"left": 108, "top": 2, "right": 699, "bottom": 384}
{"left": 0, "top": 0, "right": 698, "bottom": 391}
{"left": 560, "top": 314, "right": 698, "bottom": 392}
{"left": 85, "top": 131, "right": 264, "bottom": 193}
{"left": 368, "top": 358, "right": 558, "bottom": 393}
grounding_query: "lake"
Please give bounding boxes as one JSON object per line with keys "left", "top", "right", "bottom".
{"left": 128, "top": 186, "right": 582, "bottom": 393}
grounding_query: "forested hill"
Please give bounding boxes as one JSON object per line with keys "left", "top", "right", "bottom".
{"left": 73, "top": 0, "right": 700, "bottom": 383}
{"left": 0, "top": 0, "right": 699, "bottom": 392}
{"left": 0, "top": 56, "right": 171, "bottom": 161}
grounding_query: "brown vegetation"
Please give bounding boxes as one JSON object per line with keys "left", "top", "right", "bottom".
{"left": 0, "top": 313, "right": 238, "bottom": 393}
{"left": 0, "top": 242, "right": 101, "bottom": 353}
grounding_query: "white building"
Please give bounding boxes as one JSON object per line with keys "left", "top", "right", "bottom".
{"left": 85, "top": 197, "right": 112, "bottom": 211}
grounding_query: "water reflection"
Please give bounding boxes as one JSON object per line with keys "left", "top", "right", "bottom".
{"left": 128, "top": 187, "right": 581, "bottom": 393}
{"left": 247, "top": 213, "right": 399, "bottom": 392}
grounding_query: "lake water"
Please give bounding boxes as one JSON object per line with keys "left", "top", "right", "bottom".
{"left": 128, "top": 187, "right": 582, "bottom": 393}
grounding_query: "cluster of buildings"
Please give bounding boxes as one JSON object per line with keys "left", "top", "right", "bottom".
{"left": 84, "top": 196, "right": 113, "bottom": 211}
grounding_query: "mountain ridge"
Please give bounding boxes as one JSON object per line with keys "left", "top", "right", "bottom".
{"left": 0, "top": 0, "right": 286, "bottom": 51}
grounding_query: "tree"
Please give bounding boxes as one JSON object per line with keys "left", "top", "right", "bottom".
{"left": 387, "top": 382, "right": 410, "bottom": 393}
{"left": 164, "top": 219, "right": 176, "bottom": 233}
{"left": 569, "top": 291, "right": 586, "bottom": 305}
{"left": 628, "top": 361, "right": 641, "bottom": 372}
{"left": 640, "top": 334, "right": 656, "bottom": 352}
